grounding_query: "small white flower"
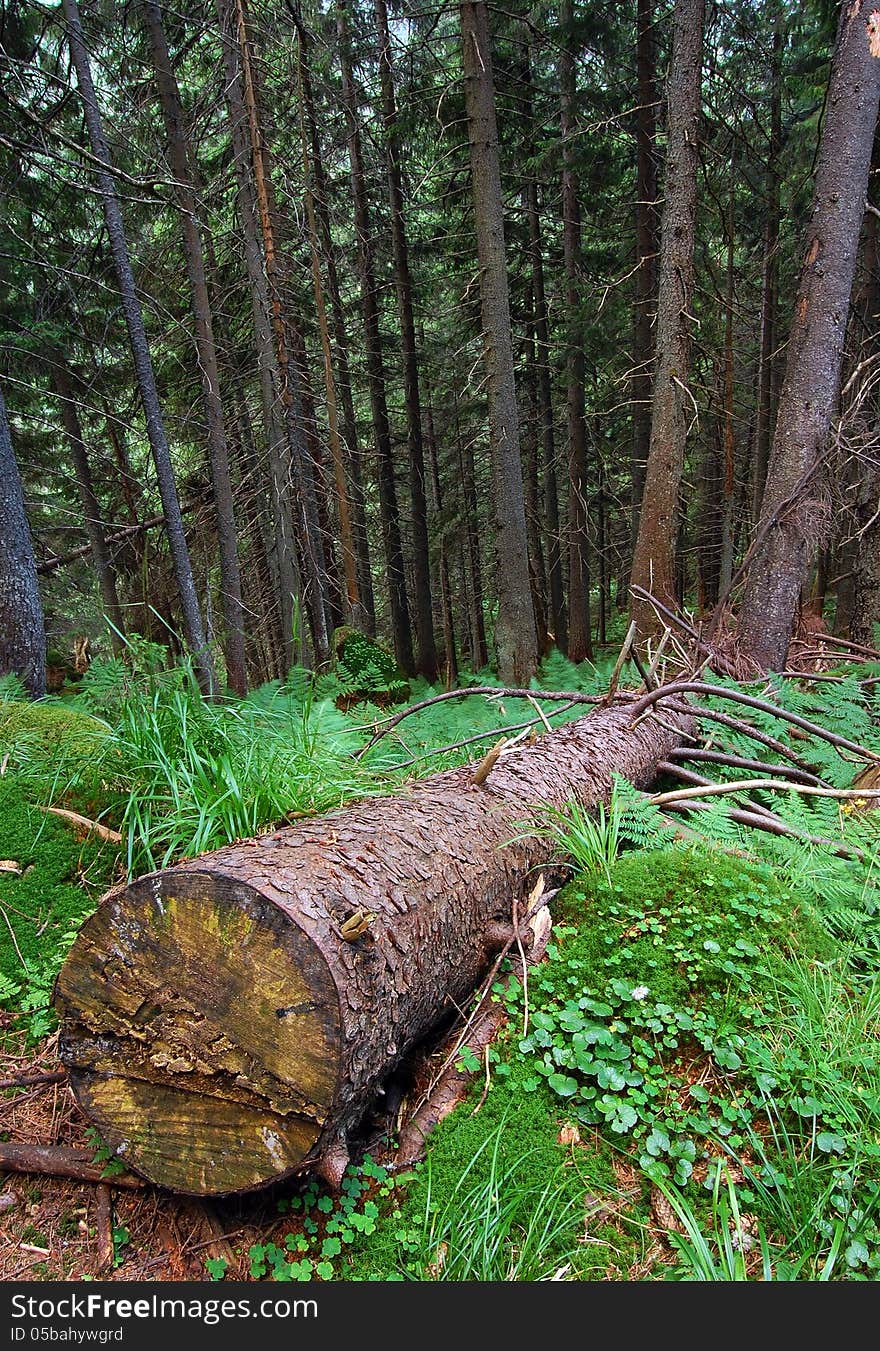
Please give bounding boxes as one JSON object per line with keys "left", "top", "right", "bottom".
{"left": 632, "top": 985, "right": 650, "bottom": 1001}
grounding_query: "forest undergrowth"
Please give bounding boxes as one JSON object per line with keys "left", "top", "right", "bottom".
{"left": 4, "top": 627, "right": 880, "bottom": 1280}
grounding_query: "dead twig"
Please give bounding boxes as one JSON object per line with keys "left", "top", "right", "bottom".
{"left": 94, "top": 1184, "right": 114, "bottom": 1275}
{"left": 0, "top": 1143, "right": 144, "bottom": 1189}
{"left": 356, "top": 686, "right": 610, "bottom": 754}
{"left": 633, "top": 680, "right": 880, "bottom": 764}
{"left": 651, "top": 778, "right": 880, "bottom": 807}
{"left": 0, "top": 1070, "right": 67, "bottom": 1090}
{"left": 37, "top": 807, "right": 122, "bottom": 845}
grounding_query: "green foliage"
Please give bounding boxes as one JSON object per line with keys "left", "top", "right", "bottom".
{"left": 532, "top": 775, "right": 674, "bottom": 882}
{"left": 343, "top": 1065, "right": 616, "bottom": 1281}
{"left": 332, "top": 628, "right": 410, "bottom": 704}
{"left": 0, "top": 699, "right": 112, "bottom": 814}
{"left": 245, "top": 1156, "right": 396, "bottom": 1281}
{"left": 89, "top": 667, "right": 377, "bottom": 875}
{"left": 0, "top": 779, "right": 117, "bottom": 1039}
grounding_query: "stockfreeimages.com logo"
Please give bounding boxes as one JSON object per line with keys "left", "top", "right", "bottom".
{"left": 10, "top": 1293, "right": 317, "bottom": 1333}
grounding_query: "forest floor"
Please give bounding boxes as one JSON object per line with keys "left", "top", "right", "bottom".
{"left": 4, "top": 628, "right": 880, "bottom": 1280}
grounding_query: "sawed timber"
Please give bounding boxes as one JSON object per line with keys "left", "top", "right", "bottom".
{"left": 54, "top": 702, "right": 692, "bottom": 1196}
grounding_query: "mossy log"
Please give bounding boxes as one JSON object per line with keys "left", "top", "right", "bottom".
{"left": 54, "top": 702, "right": 692, "bottom": 1196}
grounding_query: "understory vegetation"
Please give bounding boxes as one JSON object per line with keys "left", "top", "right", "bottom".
{"left": 4, "top": 628, "right": 880, "bottom": 1281}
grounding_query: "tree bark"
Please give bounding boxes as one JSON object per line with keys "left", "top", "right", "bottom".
{"left": 297, "top": 31, "right": 375, "bottom": 634}
{"left": 298, "top": 58, "right": 361, "bottom": 630}
{"left": 55, "top": 699, "right": 692, "bottom": 1196}
{"left": 0, "top": 380, "right": 46, "bottom": 699}
{"left": 374, "top": 0, "right": 438, "bottom": 680}
{"left": 61, "top": 0, "right": 216, "bottom": 696}
{"left": 338, "top": 0, "right": 414, "bottom": 674}
{"left": 227, "top": 0, "right": 331, "bottom": 668}
{"left": 142, "top": 0, "right": 247, "bottom": 695}
{"left": 423, "top": 378, "right": 459, "bottom": 687}
{"left": 526, "top": 176, "right": 567, "bottom": 651}
{"left": 456, "top": 390, "right": 489, "bottom": 670}
{"left": 631, "top": 0, "right": 658, "bottom": 554}
{"left": 218, "top": 10, "right": 300, "bottom": 671}
{"left": 751, "top": 10, "right": 782, "bottom": 524}
{"left": 459, "top": 0, "right": 538, "bottom": 684}
{"left": 630, "top": 0, "right": 704, "bottom": 638}
{"left": 559, "top": 0, "right": 593, "bottom": 662}
{"left": 737, "top": 0, "right": 880, "bottom": 671}
{"left": 52, "top": 362, "right": 126, "bottom": 651}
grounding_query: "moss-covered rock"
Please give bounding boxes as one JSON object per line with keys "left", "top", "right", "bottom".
{"left": 332, "top": 628, "right": 410, "bottom": 707}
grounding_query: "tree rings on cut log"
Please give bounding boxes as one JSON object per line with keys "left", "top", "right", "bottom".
{"left": 54, "top": 872, "right": 340, "bottom": 1194}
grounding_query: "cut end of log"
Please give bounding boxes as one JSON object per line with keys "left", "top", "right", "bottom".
{"left": 54, "top": 871, "right": 341, "bottom": 1195}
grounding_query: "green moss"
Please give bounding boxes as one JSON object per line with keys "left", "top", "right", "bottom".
{"left": 555, "top": 844, "right": 832, "bottom": 1005}
{"left": 0, "top": 700, "right": 113, "bottom": 814}
{"left": 341, "top": 1063, "right": 644, "bottom": 1281}
{"left": 0, "top": 779, "right": 118, "bottom": 1031}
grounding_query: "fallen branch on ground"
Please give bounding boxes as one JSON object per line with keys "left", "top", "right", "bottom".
{"left": 633, "top": 680, "right": 880, "bottom": 764}
{"left": 0, "top": 1143, "right": 144, "bottom": 1189}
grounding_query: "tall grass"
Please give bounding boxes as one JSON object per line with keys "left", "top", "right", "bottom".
{"left": 412, "top": 1124, "right": 584, "bottom": 1281}
{"left": 102, "top": 674, "right": 377, "bottom": 874}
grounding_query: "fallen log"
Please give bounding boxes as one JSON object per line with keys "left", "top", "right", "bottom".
{"left": 53, "top": 701, "right": 692, "bottom": 1197}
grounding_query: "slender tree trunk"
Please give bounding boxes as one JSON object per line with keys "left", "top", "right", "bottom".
{"left": 374, "top": 0, "right": 437, "bottom": 679}
{"left": 218, "top": 0, "right": 301, "bottom": 670}
{"left": 455, "top": 390, "right": 489, "bottom": 671}
{"left": 459, "top": 0, "right": 538, "bottom": 683}
{"left": 62, "top": 0, "right": 216, "bottom": 694}
{"left": 751, "top": 11, "right": 782, "bottom": 524}
{"left": 227, "top": 0, "right": 330, "bottom": 668}
{"left": 142, "top": 0, "right": 247, "bottom": 694}
{"left": 526, "top": 176, "right": 566, "bottom": 651}
{"left": 559, "top": 0, "right": 593, "bottom": 662}
{"left": 0, "top": 382, "right": 46, "bottom": 699}
{"left": 521, "top": 289, "right": 550, "bottom": 654}
{"left": 737, "top": 0, "right": 880, "bottom": 670}
{"left": 52, "top": 363, "right": 125, "bottom": 651}
{"left": 298, "top": 63, "right": 361, "bottom": 630}
{"left": 423, "top": 388, "right": 458, "bottom": 688}
{"left": 338, "top": 0, "right": 414, "bottom": 673}
{"left": 229, "top": 389, "right": 285, "bottom": 680}
{"left": 297, "top": 32, "right": 374, "bottom": 633}
{"left": 630, "top": 0, "right": 705, "bottom": 637}
{"left": 632, "top": 0, "right": 658, "bottom": 549}
{"left": 719, "top": 148, "right": 737, "bottom": 598}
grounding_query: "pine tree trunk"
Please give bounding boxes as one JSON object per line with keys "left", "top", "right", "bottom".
{"left": 719, "top": 150, "right": 737, "bottom": 599}
{"left": 460, "top": 0, "right": 538, "bottom": 683}
{"left": 218, "top": 0, "right": 301, "bottom": 671}
{"left": 0, "top": 381, "right": 46, "bottom": 699}
{"left": 298, "top": 34, "right": 375, "bottom": 634}
{"left": 456, "top": 390, "right": 489, "bottom": 671}
{"left": 228, "top": 0, "right": 331, "bottom": 668}
{"left": 55, "top": 700, "right": 693, "bottom": 1195}
{"left": 559, "top": 0, "right": 592, "bottom": 662}
{"left": 630, "top": 0, "right": 704, "bottom": 638}
{"left": 62, "top": 0, "right": 216, "bottom": 694}
{"left": 374, "top": 0, "right": 437, "bottom": 679}
{"left": 526, "top": 176, "right": 567, "bottom": 651}
{"left": 338, "top": 0, "right": 414, "bottom": 673}
{"left": 298, "top": 67, "right": 361, "bottom": 630}
{"left": 631, "top": 0, "right": 658, "bottom": 551}
{"left": 737, "top": 0, "right": 880, "bottom": 670}
{"left": 52, "top": 363, "right": 125, "bottom": 651}
{"left": 143, "top": 0, "right": 247, "bottom": 695}
{"left": 751, "top": 11, "right": 782, "bottom": 524}
{"left": 423, "top": 390, "right": 459, "bottom": 688}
